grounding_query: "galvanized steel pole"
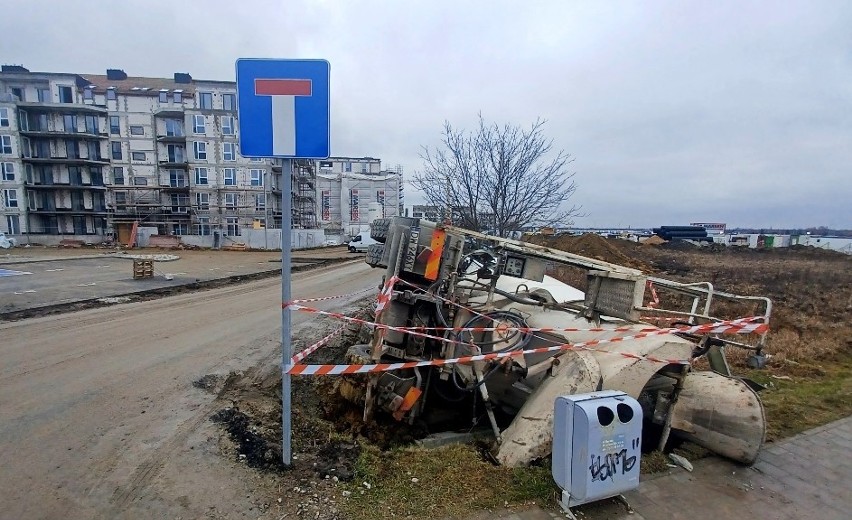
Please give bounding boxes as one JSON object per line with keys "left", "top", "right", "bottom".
{"left": 281, "top": 158, "right": 293, "bottom": 466}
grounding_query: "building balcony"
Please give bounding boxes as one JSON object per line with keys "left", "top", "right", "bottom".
{"left": 21, "top": 156, "right": 110, "bottom": 166}
{"left": 161, "top": 207, "right": 192, "bottom": 217}
{"left": 158, "top": 159, "right": 189, "bottom": 169}
{"left": 19, "top": 129, "right": 109, "bottom": 140}
{"left": 109, "top": 205, "right": 165, "bottom": 215}
{"left": 24, "top": 181, "right": 107, "bottom": 190}
{"left": 156, "top": 134, "right": 187, "bottom": 143}
{"left": 29, "top": 207, "right": 109, "bottom": 215}
{"left": 17, "top": 102, "right": 107, "bottom": 115}
{"left": 159, "top": 184, "right": 190, "bottom": 191}
{"left": 154, "top": 107, "right": 185, "bottom": 118}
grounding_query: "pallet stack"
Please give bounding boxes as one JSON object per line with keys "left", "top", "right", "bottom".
{"left": 132, "top": 260, "right": 154, "bottom": 280}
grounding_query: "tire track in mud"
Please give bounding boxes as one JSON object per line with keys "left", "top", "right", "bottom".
{"left": 108, "top": 329, "right": 290, "bottom": 511}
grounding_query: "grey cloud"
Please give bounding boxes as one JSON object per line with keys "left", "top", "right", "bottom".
{"left": 3, "top": 0, "right": 850, "bottom": 228}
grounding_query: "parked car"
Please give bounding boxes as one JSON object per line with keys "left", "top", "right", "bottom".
{"left": 347, "top": 231, "right": 377, "bottom": 253}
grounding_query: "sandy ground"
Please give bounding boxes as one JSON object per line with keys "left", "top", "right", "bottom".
{"left": 0, "top": 260, "right": 381, "bottom": 520}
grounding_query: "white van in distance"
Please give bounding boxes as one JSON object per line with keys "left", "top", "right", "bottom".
{"left": 347, "top": 231, "right": 378, "bottom": 253}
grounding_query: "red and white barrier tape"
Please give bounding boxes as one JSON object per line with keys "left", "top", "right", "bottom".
{"left": 283, "top": 276, "right": 768, "bottom": 376}
{"left": 647, "top": 280, "right": 660, "bottom": 308}
{"left": 374, "top": 276, "right": 398, "bottom": 316}
{"left": 286, "top": 303, "right": 480, "bottom": 350}
{"left": 285, "top": 326, "right": 702, "bottom": 375}
{"left": 286, "top": 304, "right": 767, "bottom": 339}
{"left": 374, "top": 315, "right": 764, "bottom": 334}
{"left": 290, "top": 323, "right": 349, "bottom": 364}
{"left": 285, "top": 285, "right": 377, "bottom": 306}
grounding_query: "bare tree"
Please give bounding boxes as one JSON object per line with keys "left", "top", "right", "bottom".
{"left": 412, "top": 115, "right": 580, "bottom": 237}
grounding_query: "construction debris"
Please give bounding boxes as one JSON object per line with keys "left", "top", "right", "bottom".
{"left": 668, "top": 453, "right": 694, "bottom": 472}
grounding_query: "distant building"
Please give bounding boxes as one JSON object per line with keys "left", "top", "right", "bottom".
{"left": 316, "top": 156, "right": 402, "bottom": 236}
{"left": 412, "top": 204, "right": 440, "bottom": 221}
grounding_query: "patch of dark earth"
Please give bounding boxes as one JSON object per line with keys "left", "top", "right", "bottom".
{"left": 209, "top": 304, "right": 376, "bottom": 479}
{"left": 192, "top": 374, "right": 225, "bottom": 393}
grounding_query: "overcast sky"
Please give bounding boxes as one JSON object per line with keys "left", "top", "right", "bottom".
{"left": 3, "top": 0, "right": 850, "bottom": 228}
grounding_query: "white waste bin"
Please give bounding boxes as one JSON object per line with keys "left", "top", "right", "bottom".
{"left": 552, "top": 390, "right": 643, "bottom": 509}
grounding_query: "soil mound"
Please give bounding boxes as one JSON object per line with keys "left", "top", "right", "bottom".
{"left": 642, "top": 235, "right": 667, "bottom": 246}
{"left": 524, "top": 233, "right": 651, "bottom": 272}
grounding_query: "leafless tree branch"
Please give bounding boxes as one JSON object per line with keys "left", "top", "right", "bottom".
{"left": 411, "top": 115, "right": 581, "bottom": 236}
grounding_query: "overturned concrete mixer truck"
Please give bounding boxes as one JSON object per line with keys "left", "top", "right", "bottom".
{"left": 341, "top": 216, "right": 771, "bottom": 466}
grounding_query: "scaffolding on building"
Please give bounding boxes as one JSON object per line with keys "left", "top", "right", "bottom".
{"left": 271, "top": 158, "right": 317, "bottom": 230}
{"left": 293, "top": 159, "right": 316, "bottom": 229}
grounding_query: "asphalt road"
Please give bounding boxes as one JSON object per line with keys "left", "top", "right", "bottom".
{"left": 0, "top": 260, "right": 381, "bottom": 519}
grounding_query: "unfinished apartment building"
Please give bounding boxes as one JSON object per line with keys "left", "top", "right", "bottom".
{"left": 0, "top": 65, "right": 317, "bottom": 242}
{"left": 316, "top": 157, "right": 402, "bottom": 236}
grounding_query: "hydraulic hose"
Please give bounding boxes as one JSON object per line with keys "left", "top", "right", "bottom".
{"left": 452, "top": 310, "right": 533, "bottom": 392}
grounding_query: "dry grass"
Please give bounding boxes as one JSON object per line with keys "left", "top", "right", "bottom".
{"left": 340, "top": 444, "right": 556, "bottom": 520}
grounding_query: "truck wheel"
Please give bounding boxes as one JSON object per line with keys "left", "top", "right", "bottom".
{"left": 370, "top": 218, "right": 390, "bottom": 243}
{"left": 366, "top": 243, "right": 386, "bottom": 267}
{"left": 349, "top": 245, "right": 356, "bottom": 253}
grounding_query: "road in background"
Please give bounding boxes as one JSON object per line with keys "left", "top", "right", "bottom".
{"left": 0, "top": 246, "right": 355, "bottom": 313}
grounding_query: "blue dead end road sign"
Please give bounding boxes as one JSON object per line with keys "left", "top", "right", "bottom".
{"left": 236, "top": 59, "right": 330, "bottom": 159}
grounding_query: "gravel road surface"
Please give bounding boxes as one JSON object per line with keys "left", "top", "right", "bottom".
{"left": 0, "top": 259, "right": 380, "bottom": 519}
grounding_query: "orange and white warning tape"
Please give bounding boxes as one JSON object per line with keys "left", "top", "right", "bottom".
{"left": 285, "top": 326, "right": 702, "bottom": 375}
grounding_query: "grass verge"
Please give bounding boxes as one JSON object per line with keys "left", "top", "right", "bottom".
{"left": 742, "top": 351, "right": 852, "bottom": 442}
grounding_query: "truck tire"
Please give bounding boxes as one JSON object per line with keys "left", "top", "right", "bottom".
{"left": 365, "top": 243, "right": 386, "bottom": 268}
{"left": 370, "top": 218, "right": 391, "bottom": 243}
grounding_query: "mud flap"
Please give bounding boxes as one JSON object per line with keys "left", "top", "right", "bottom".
{"left": 495, "top": 352, "right": 600, "bottom": 467}
{"left": 669, "top": 371, "right": 766, "bottom": 464}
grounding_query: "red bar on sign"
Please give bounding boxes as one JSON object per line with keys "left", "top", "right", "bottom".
{"left": 254, "top": 79, "right": 312, "bottom": 96}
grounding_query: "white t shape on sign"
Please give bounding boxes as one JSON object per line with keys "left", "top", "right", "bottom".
{"left": 254, "top": 78, "right": 313, "bottom": 156}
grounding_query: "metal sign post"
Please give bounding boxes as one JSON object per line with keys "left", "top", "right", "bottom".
{"left": 281, "top": 158, "right": 293, "bottom": 464}
{"left": 235, "top": 58, "right": 330, "bottom": 466}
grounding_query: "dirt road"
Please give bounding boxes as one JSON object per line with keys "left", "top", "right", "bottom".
{"left": 0, "top": 259, "right": 381, "bottom": 519}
